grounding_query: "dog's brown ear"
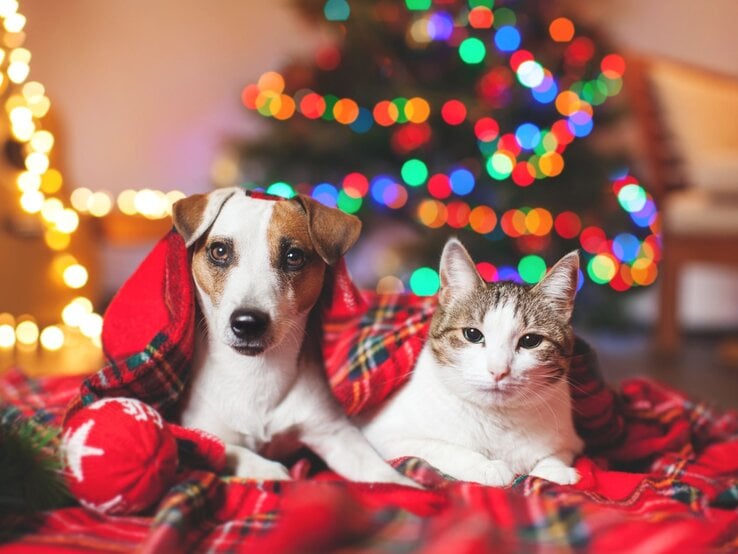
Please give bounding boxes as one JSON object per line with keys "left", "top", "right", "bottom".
{"left": 294, "top": 195, "right": 362, "bottom": 265}
{"left": 172, "top": 188, "right": 238, "bottom": 247}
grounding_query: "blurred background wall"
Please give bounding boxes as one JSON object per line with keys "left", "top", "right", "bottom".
{"left": 16, "top": 0, "right": 738, "bottom": 329}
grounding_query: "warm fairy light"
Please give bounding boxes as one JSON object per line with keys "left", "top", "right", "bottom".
{"left": 70, "top": 187, "right": 92, "bottom": 212}
{"left": 134, "top": 188, "right": 168, "bottom": 218}
{"left": 44, "top": 229, "right": 71, "bottom": 251}
{"left": 165, "top": 190, "right": 186, "bottom": 214}
{"left": 116, "top": 188, "right": 137, "bottom": 215}
{"left": 87, "top": 191, "right": 113, "bottom": 217}
{"left": 63, "top": 264, "right": 89, "bottom": 289}
{"left": 25, "top": 151, "right": 49, "bottom": 174}
{"left": 0, "top": 315, "right": 15, "bottom": 349}
{"left": 30, "top": 129, "right": 54, "bottom": 152}
{"left": 20, "top": 190, "right": 44, "bottom": 213}
{"left": 15, "top": 319, "right": 39, "bottom": 346}
{"left": 40, "top": 197, "right": 63, "bottom": 222}
{"left": 55, "top": 208, "right": 79, "bottom": 234}
{"left": 79, "top": 313, "right": 103, "bottom": 339}
{"left": 40, "top": 168, "right": 63, "bottom": 193}
{"left": 3, "top": 11, "right": 24, "bottom": 32}
{"left": 28, "top": 95, "right": 50, "bottom": 118}
{"left": 8, "top": 48, "right": 31, "bottom": 84}
{"left": 21, "top": 80, "right": 44, "bottom": 102}
{"left": 0, "top": 0, "right": 19, "bottom": 18}
{"left": 61, "top": 297, "right": 93, "bottom": 327}
{"left": 17, "top": 170, "right": 40, "bottom": 191}
{"left": 39, "top": 325, "right": 64, "bottom": 351}
{"left": 9, "top": 105, "right": 31, "bottom": 124}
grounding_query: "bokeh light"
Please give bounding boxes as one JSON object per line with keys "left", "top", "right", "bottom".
{"left": 401, "top": 159, "right": 429, "bottom": 186}
{"left": 459, "top": 37, "right": 486, "bottom": 64}
{"left": 549, "top": 17, "right": 575, "bottom": 42}
{"left": 494, "top": 26, "right": 521, "bottom": 52}
{"left": 410, "top": 267, "right": 440, "bottom": 296}
{"left": 441, "top": 100, "right": 467, "bottom": 125}
{"left": 518, "top": 255, "right": 547, "bottom": 284}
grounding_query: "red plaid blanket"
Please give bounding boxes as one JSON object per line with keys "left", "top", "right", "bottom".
{"left": 3, "top": 228, "right": 737, "bottom": 552}
{"left": 2, "top": 365, "right": 738, "bottom": 552}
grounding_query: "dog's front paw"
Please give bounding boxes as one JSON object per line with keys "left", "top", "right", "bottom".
{"left": 476, "top": 459, "right": 515, "bottom": 487}
{"left": 225, "top": 445, "right": 291, "bottom": 481}
{"left": 529, "top": 464, "right": 579, "bottom": 485}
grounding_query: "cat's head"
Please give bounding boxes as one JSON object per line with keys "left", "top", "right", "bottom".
{"left": 428, "top": 238, "right": 579, "bottom": 407}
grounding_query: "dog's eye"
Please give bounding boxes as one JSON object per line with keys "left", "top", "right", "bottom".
{"left": 208, "top": 242, "right": 231, "bottom": 265}
{"left": 518, "top": 333, "right": 543, "bottom": 349}
{"left": 462, "top": 328, "right": 484, "bottom": 344}
{"left": 284, "top": 248, "right": 306, "bottom": 270}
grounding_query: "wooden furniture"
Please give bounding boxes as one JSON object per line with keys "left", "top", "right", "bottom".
{"left": 626, "top": 55, "right": 738, "bottom": 353}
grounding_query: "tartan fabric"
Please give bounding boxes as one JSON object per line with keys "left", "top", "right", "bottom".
{"left": 324, "top": 291, "right": 437, "bottom": 415}
{"left": 2, "top": 367, "right": 738, "bottom": 552}
{"left": 65, "top": 230, "right": 195, "bottom": 422}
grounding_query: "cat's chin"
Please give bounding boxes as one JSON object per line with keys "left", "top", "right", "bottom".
{"left": 460, "top": 383, "right": 522, "bottom": 405}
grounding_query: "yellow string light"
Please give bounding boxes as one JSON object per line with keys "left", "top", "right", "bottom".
{"left": 1, "top": 5, "right": 184, "bottom": 356}
{"left": 1, "top": 5, "right": 101, "bottom": 353}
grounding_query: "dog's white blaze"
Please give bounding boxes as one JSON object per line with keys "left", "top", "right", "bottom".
{"left": 204, "top": 196, "right": 278, "bottom": 336}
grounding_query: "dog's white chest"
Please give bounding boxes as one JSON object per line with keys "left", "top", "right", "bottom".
{"left": 180, "top": 335, "right": 300, "bottom": 450}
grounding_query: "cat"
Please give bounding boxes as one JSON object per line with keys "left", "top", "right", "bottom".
{"left": 359, "top": 238, "right": 584, "bottom": 486}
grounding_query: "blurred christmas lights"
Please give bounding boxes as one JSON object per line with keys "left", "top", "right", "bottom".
{"left": 1, "top": 5, "right": 187, "bottom": 355}
{"left": 2, "top": 0, "right": 663, "bottom": 335}
{"left": 242, "top": 1, "right": 654, "bottom": 296}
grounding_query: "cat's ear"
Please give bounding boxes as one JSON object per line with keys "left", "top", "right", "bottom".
{"left": 439, "top": 238, "right": 483, "bottom": 304}
{"left": 533, "top": 250, "right": 579, "bottom": 320}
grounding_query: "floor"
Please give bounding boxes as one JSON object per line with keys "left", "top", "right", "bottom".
{"left": 583, "top": 331, "right": 738, "bottom": 410}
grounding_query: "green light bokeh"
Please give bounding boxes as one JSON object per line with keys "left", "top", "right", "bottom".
{"left": 459, "top": 37, "right": 486, "bottom": 64}
{"left": 401, "top": 159, "right": 429, "bottom": 187}
{"left": 337, "top": 190, "right": 362, "bottom": 213}
{"left": 518, "top": 255, "right": 547, "bottom": 284}
{"left": 266, "top": 182, "right": 296, "bottom": 198}
{"left": 410, "top": 267, "right": 440, "bottom": 296}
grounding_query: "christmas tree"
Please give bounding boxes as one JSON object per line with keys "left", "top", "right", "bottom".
{"left": 234, "top": 0, "right": 660, "bottom": 322}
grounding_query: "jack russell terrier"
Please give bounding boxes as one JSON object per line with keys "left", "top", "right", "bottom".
{"left": 172, "top": 187, "right": 414, "bottom": 486}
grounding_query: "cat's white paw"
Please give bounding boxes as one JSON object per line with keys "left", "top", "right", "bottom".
{"left": 226, "top": 446, "right": 291, "bottom": 481}
{"left": 529, "top": 464, "right": 579, "bottom": 485}
{"left": 476, "top": 459, "right": 515, "bottom": 487}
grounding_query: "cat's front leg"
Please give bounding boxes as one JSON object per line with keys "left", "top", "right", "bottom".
{"left": 380, "top": 438, "right": 515, "bottom": 487}
{"left": 529, "top": 451, "right": 579, "bottom": 485}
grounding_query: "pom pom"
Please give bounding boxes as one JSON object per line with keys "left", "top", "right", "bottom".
{"left": 61, "top": 398, "right": 178, "bottom": 515}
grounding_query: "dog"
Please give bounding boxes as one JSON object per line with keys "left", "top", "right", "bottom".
{"left": 172, "top": 187, "right": 414, "bottom": 485}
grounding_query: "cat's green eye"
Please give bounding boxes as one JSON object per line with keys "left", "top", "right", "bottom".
{"left": 518, "top": 333, "right": 543, "bottom": 349}
{"left": 462, "top": 328, "right": 484, "bottom": 344}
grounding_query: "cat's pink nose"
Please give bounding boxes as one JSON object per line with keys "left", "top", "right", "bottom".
{"left": 492, "top": 369, "right": 510, "bottom": 382}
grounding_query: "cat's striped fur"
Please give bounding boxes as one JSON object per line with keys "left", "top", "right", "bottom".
{"left": 360, "top": 238, "right": 584, "bottom": 486}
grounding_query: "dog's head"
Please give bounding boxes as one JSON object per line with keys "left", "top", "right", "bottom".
{"left": 172, "top": 188, "right": 361, "bottom": 356}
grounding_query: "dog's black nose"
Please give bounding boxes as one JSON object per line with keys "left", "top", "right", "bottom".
{"left": 230, "top": 310, "right": 270, "bottom": 340}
